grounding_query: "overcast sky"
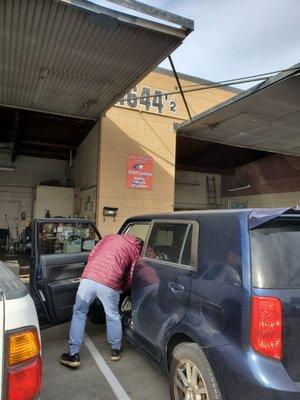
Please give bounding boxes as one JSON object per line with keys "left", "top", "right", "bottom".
{"left": 95, "top": 0, "right": 300, "bottom": 88}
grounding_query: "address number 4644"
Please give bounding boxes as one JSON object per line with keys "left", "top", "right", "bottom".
{"left": 118, "top": 86, "right": 176, "bottom": 114}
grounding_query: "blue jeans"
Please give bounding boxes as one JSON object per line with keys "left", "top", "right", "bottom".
{"left": 69, "top": 278, "right": 122, "bottom": 355}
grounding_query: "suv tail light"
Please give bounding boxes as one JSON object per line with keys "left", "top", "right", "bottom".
{"left": 7, "top": 357, "right": 42, "bottom": 400}
{"left": 6, "top": 328, "right": 42, "bottom": 400}
{"left": 250, "top": 296, "right": 283, "bottom": 360}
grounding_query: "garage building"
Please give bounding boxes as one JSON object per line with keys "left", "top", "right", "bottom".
{"left": 2, "top": 0, "right": 299, "bottom": 265}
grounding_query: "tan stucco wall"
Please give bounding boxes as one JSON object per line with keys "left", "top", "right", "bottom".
{"left": 96, "top": 69, "right": 237, "bottom": 234}
{"left": 33, "top": 185, "right": 74, "bottom": 219}
{"left": 69, "top": 123, "right": 99, "bottom": 221}
{"left": 70, "top": 123, "right": 99, "bottom": 191}
{"left": 97, "top": 108, "right": 176, "bottom": 234}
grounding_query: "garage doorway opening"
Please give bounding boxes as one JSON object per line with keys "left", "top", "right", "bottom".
{"left": 174, "top": 65, "right": 300, "bottom": 211}
{"left": 0, "top": 107, "right": 98, "bottom": 275}
{"left": 174, "top": 135, "right": 300, "bottom": 211}
{"left": 174, "top": 135, "right": 272, "bottom": 211}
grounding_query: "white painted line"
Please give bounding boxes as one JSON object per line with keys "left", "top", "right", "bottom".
{"left": 84, "top": 335, "right": 131, "bottom": 400}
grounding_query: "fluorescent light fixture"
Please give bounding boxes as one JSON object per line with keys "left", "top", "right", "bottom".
{"left": 228, "top": 184, "right": 251, "bottom": 192}
{"left": 0, "top": 166, "right": 15, "bottom": 172}
{"left": 175, "top": 180, "right": 200, "bottom": 186}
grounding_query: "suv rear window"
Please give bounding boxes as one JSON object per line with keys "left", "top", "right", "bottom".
{"left": 251, "top": 219, "right": 300, "bottom": 289}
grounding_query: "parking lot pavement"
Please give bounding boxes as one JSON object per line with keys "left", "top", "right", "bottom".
{"left": 41, "top": 321, "right": 169, "bottom": 400}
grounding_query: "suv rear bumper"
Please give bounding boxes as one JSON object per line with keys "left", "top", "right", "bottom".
{"left": 204, "top": 345, "right": 300, "bottom": 400}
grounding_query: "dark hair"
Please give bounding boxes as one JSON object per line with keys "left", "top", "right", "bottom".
{"left": 136, "top": 237, "right": 144, "bottom": 247}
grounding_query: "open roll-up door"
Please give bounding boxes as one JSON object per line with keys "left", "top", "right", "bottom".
{"left": 0, "top": 0, "right": 192, "bottom": 120}
{"left": 176, "top": 65, "right": 300, "bottom": 156}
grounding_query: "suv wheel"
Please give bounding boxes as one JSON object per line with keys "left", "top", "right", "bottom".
{"left": 170, "top": 342, "right": 222, "bottom": 400}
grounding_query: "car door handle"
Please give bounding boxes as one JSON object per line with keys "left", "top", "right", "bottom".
{"left": 168, "top": 282, "right": 185, "bottom": 294}
{"left": 71, "top": 278, "right": 81, "bottom": 283}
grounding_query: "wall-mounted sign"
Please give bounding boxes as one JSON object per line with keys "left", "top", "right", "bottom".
{"left": 117, "top": 86, "right": 177, "bottom": 115}
{"left": 127, "top": 154, "right": 153, "bottom": 190}
{"left": 228, "top": 200, "right": 248, "bottom": 209}
{"left": 103, "top": 207, "right": 118, "bottom": 221}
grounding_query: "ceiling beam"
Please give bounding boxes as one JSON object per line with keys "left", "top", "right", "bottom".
{"left": 176, "top": 163, "right": 236, "bottom": 176}
{"left": 20, "top": 140, "right": 77, "bottom": 150}
{"left": 19, "top": 148, "right": 69, "bottom": 160}
{"left": 21, "top": 131, "right": 83, "bottom": 146}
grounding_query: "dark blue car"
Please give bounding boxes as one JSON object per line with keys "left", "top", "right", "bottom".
{"left": 31, "top": 209, "right": 300, "bottom": 399}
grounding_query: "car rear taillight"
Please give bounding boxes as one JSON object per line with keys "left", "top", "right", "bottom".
{"left": 7, "top": 357, "right": 42, "bottom": 400}
{"left": 250, "top": 296, "right": 283, "bottom": 360}
{"left": 6, "top": 328, "right": 42, "bottom": 400}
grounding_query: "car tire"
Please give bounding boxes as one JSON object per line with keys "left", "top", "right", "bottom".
{"left": 169, "top": 342, "right": 222, "bottom": 400}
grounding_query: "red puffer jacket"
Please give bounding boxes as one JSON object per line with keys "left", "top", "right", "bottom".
{"left": 82, "top": 234, "right": 142, "bottom": 291}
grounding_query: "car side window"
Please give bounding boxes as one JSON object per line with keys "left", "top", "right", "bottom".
{"left": 123, "top": 223, "right": 150, "bottom": 242}
{"left": 39, "top": 222, "right": 99, "bottom": 255}
{"left": 145, "top": 222, "right": 190, "bottom": 264}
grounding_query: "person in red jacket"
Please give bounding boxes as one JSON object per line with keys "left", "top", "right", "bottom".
{"left": 60, "top": 234, "right": 143, "bottom": 368}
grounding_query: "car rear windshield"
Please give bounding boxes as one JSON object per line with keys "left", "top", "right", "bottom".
{"left": 250, "top": 218, "right": 300, "bottom": 289}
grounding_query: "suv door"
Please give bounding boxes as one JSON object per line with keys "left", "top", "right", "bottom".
{"left": 29, "top": 218, "right": 100, "bottom": 327}
{"left": 128, "top": 220, "right": 198, "bottom": 362}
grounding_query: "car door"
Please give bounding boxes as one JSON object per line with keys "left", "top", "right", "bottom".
{"left": 29, "top": 218, "right": 100, "bottom": 327}
{"left": 128, "top": 219, "right": 198, "bottom": 363}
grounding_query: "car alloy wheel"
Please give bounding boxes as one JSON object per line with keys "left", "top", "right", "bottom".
{"left": 174, "top": 359, "right": 209, "bottom": 400}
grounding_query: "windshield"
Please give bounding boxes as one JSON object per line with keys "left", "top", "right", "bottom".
{"left": 250, "top": 218, "right": 300, "bottom": 289}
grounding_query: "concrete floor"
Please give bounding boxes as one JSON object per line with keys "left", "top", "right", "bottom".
{"left": 1, "top": 254, "right": 169, "bottom": 399}
{"left": 41, "top": 322, "right": 169, "bottom": 400}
